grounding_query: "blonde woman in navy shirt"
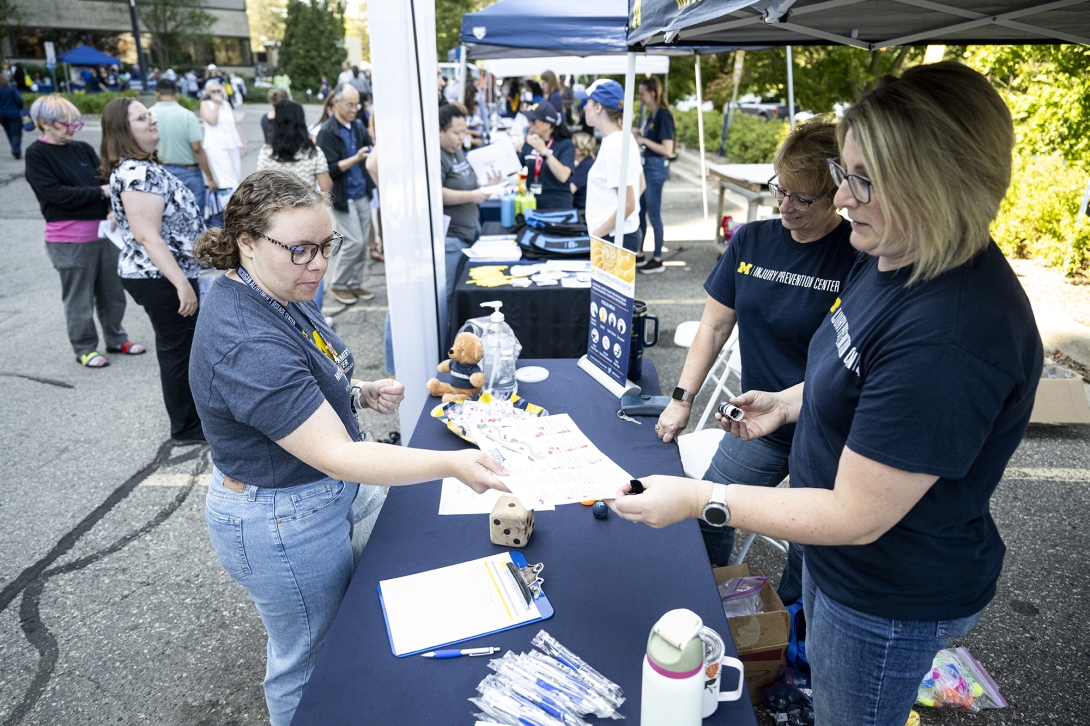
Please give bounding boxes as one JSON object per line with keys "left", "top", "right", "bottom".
{"left": 618, "top": 64, "right": 1041, "bottom": 726}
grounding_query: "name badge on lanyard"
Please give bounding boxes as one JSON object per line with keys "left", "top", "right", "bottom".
{"left": 530, "top": 183, "right": 543, "bottom": 195}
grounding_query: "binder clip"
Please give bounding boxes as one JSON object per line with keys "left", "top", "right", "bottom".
{"left": 490, "top": 495, "right": 534, "bottom": 548}
{"left": 517, "top": 562, "right": 545, "bottom": 599}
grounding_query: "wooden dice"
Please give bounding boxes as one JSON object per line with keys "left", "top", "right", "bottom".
{"left": 490, "top": 496, "right": 534, "bottom": 548}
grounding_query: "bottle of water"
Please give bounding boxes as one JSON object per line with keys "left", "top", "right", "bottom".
{"left": 641, "top": 609, "right": 705, "bottom": 726}
{"left": 480, "top": 301, "right": 518, "bottom": 401}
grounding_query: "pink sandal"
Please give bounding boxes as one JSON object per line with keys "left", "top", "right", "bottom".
{"left": 107, "top": 342, "right": 147, "bottom": 355}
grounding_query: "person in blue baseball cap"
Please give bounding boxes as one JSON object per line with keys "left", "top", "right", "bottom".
{"left": 576, "top": 79, "right": 645, "bottom": 251}
{"left": 518, "top": 100, "right": 575, "bottom": 210}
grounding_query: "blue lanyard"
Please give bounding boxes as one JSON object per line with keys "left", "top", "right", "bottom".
{"left": 236, "top": 266, "right": 340, "bottom": 365}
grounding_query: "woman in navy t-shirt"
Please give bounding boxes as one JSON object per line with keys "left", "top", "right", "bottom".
{"left": 189, "top": 170, "right": 509, "bottom": 726}
{"left": 654, "top": 116, "right": 856, "bottom": 605}
{"left": 633, "top": 77, "right": 675, "bottom": 273}
{"left": 617, "top": 64, "right": 1042, "bottom": 726}
{"left": 518, "top": 100, "right": 575, "bottom": 210}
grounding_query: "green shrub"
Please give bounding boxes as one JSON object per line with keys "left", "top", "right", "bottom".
{"left": 672, "top": 107, "right": 789, "bottom": 163}
{"left": 993, "top": 153, "right": 1090, "bottom": 278}
{"left": 22, "top": 91, "right": 138, "bottom": 116}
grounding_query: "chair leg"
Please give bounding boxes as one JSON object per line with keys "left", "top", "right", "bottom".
{"left": 730, "top": 532, "right": 758, "bottom": 566}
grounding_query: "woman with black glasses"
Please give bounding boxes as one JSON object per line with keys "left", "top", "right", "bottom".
{"left": 190, "top": 170, "right": 508, "bottom": 726}
{"left": 653, "top": 115, "right": 856, "bottom": 604}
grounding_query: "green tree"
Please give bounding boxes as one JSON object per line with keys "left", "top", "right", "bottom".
{"left": 245, "top": 0, "right": 287, "bottom": 56}
{"left": 280, "top": 0, "right": 346, "bottom": 95}
{"left": 966, "top": 44, "right": 1090, "bottom": 163}
{"left": 0, "top": 0, "right": 26, "bottom": 61}
{"left": 435, "top": 0, "right": 492, "bottom": 60}
{"left": 125, "top": 0, "right": 216, "bottom": 67}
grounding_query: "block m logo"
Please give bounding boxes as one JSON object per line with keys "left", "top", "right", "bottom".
{"left": 737, "top": 262, "right": 753, "bottom": 275}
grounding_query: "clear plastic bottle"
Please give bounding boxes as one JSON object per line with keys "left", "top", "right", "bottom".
{"left": 479, "top": 301, "right": 518, "bottom": 401}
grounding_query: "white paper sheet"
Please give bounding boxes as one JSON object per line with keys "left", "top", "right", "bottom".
{"left": 473, "top": 414, "right": 632, "bottom": 507}
{"left": 98, "top": 220, "right": 125, "bottom": 250}
{"left": 438, "top": 477, "right": 553, "bottom": 515}
{"left": 466, "top": 141, "right": 522, "bottom": 185}
{"left": 379, "top": 552, "right": 541, "bottom": 656}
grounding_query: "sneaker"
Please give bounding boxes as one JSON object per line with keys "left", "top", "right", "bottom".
{"left": 639, "top": 258, "right": 665, "bottom": 274}
{"left": 635, "top": 254, "right": 648, "bottom": 267}
{"left": 171, "top": 428, "right": 207, "bottom": 445}
{"left": 331, "top": 288, "right": 358, "bottom": 305}
{"left": 350, "top": 287, "right": 376, "bottom": 301}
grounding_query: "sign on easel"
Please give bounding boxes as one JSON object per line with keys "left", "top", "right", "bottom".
{"left": 578, "top": 236, "right": 641, "bottom": 397}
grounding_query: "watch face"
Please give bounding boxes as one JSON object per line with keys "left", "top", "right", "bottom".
{"left": 672, "top": 386, "right": 688, "bottom": 401}
{"left": 703, "top": 505, "right": 728, "bottom": 526}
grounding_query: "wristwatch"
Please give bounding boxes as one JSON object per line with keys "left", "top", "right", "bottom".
{"left": 701, "top": 484, "right": 730, "bottom": 528}
{"left": 543, "top": 149, "right": 554, "bottom": 158}
{"left": 672, "top": 386, "right": 696, "bottom": 404}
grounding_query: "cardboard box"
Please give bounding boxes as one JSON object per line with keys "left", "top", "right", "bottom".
{"left": 1030, "top": 366, "right": 1090, "bottom": 424}
{"left": 712, "top": 564, "right": 791, "bottom": 703}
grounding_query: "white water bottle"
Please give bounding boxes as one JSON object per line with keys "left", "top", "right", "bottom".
{"left": 641, "top": 609, "right": 705, "bottom": 726}
{"left": 479, "top": 301, "right": 518, "bottom": 400}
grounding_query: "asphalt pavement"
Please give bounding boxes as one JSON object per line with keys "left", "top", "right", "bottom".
{"left": 0, "top": 104, "right": 1087, "bottom": 726}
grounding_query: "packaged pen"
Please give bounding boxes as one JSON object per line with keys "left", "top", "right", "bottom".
{"left": 479, "top": 675, "right": 591, "bottom": 726}
{"left": 471, "top": 688, "right": 567, "bottom": 726}
{"left": 531, "top": 632, "right": 626, "bottom": 709}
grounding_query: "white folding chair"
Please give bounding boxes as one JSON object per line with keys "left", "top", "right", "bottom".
{"left": 673, "top": 325, "right": 789, "bottom": 566}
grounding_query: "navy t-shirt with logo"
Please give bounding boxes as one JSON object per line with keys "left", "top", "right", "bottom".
{"left": 641, "top": 108, "right": 675, "bottom": 159}
{"left": 190, "top": 275, "right": 358, "bottom": 489}
{"left": 519, "top": 137, "right": 576, "bottom": 210}
{"left": 792, "top": 241, "right": 1042, "bottom": 621}
{"left": 704, "top": 218, "right": 857, "bottom": 448}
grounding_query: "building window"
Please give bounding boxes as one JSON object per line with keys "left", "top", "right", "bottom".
{"left": 214, "top": 38, "right": 253, "bottom": 67}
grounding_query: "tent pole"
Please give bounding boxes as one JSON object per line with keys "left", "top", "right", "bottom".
{"left": 694, "top": 51, "right": 708, "bottom": 221}
{"left": 458, "top": 43, "right": 468, "bottom": 104}
{"left": 614, "top": 51, "right": 637, "bottom": 247}
{"left": 786, "top": 45, "right": 796, "bottom": 131}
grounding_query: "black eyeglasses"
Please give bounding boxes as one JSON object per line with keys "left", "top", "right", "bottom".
{"left": 827, "top": 159, "right": 874, "bottom": 205}
{"left": 261, "top": 232, "right": 344, "bottom": 265}
{"left": 767, "top": 177, "right": 828, "bottom": 209}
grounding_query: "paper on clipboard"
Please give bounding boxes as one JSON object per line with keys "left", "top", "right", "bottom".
{"left": 466, "top": 141, "right": 521, "bottom": 184}
{"left": 379, "top": 552, "right": 544, "bottom": 656}
{"left": 438, "top": 478, "right": 553, "bottom": 515}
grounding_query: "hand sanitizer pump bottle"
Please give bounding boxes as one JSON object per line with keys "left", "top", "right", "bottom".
{"left": 479, "top": 301, "right": 518, "bottom": 400}
{"left": 641, "top": 608, "right": 705, "bottom": 726}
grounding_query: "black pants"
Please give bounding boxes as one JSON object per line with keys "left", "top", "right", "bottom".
{"left": 122, "top": 276, "right": 202, "bottom": 438}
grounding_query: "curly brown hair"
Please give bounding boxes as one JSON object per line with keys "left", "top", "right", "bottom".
{"left": 194, "top": 170, "right": 331, "bottom": 270}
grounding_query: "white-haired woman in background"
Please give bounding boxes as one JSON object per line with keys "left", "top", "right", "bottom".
{"left": 199, "top": 79, "right": 247, "bottom": 195}
{"left": 24, "top": 94, "right": 144, "bottom": 367}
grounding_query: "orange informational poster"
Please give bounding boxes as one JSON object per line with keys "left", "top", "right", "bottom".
{"left": 587, "top": 236, "right": 636, "bottom": 386}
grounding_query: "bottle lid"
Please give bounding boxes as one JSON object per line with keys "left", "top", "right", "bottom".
{"left": 646, "top": 609, "right": 704, "bottom": 678}
{"left": 480, "top": 300, "right": 504, "bottom": 322}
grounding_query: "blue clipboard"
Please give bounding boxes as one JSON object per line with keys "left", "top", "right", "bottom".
{"left": 378, "top": 550, "right": 554, "bottom": 657}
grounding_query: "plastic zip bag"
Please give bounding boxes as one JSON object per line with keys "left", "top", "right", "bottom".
{"left": 718, "top": 576, "right": 767, "bottom": 618}
{"left": 916, "top": 647, "right": 1007, "bottom": 712}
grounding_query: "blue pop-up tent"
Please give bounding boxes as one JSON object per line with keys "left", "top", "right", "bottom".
{"left": 460, "top": 0, "right": 629, "bottom": 59}
{"left": 58, "top": 44, "right": 121, "bottom": 66}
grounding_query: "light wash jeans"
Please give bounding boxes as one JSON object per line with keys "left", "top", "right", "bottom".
{"left": 331, "top": 197, "right": 372, "bottom": 291}
{"left": 205, "top": 465, "right": 385, "bottom": 726}
{"left": 702, "top": 434, "right": 802, "bottom": 604}
{"left": 802, "top": 563, "right": 984, "bottom": 726}
{"left": 162, "top": 165, "right": 206, "bottom": 215}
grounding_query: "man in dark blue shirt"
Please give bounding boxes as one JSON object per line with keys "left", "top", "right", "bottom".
{"left": 317, "top": 83, "right": 375, "bottom": 305}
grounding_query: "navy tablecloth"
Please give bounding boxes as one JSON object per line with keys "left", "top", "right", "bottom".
{"left": 290, "top": 359, "right": 758, "bottom": 725}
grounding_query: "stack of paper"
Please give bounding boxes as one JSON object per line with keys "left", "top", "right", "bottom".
{"left": 465, "top": 238, "right": 522, "bottom": 263}
{"left": 472, "top": 414, "right": 632, "bottom": 507}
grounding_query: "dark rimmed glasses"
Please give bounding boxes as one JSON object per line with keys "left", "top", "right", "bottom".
{"left": 767, "top": 177, "right": 828, "bottom": 209}
{"left": 261, "top": 232, "right": 344, "bottom": 265}
{"left": 827, "top": 158, "right": 874, "bottom": 204}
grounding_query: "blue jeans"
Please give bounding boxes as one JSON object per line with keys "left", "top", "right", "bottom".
{"left": 1, "top": 115, "right": 22, "bottom": 156}
{"left": 638, "top": 157, "right": 670, "bottom": 257}
{"left": 163, "top": 165, "right": 206, "bottom": 215}
{"left": 802, "top": 563, "right": 984, "bottom": 726}
{"left": 205, "top": 466, "right": 385, "bottom": 726}
{"left": 701, "top": 434, "right": 802, "bottom": 604}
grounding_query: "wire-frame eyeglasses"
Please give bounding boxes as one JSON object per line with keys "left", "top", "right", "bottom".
{"left": 261, "top": 232, "right": 344, "bottom": 265}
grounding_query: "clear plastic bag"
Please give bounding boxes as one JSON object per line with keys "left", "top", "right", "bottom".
{"left": 916, "top": 647, "right": 1007, "bottom": 712}
{"left": 718, "top": 576, "right": 767, "bottom": 618}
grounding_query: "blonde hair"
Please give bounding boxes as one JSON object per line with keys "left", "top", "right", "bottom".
{"left": 838, "top": 62, "right": 1013, "bottom": 285}
{"left": 194, "top": 169, "right": 331, "bottom": 270}
{"left": 773, "top": 113, "right": 839, "bottom": 198}
{"left": 30, "top": 94, "right": 81, "bottom": 131}
{"left": 573, "top": 132, "right": 597, "bottom": 159}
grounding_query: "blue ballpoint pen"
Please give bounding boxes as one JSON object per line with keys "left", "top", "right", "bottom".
{"left": 420, "top": 647, "right": 500, "bottom": 659}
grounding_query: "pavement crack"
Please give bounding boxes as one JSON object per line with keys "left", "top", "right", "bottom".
{"left": 0, "top": 373, "right": 75, "bottom": 389}
{"left": 0, "top": 442, "right": 209, "bottom": 726}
